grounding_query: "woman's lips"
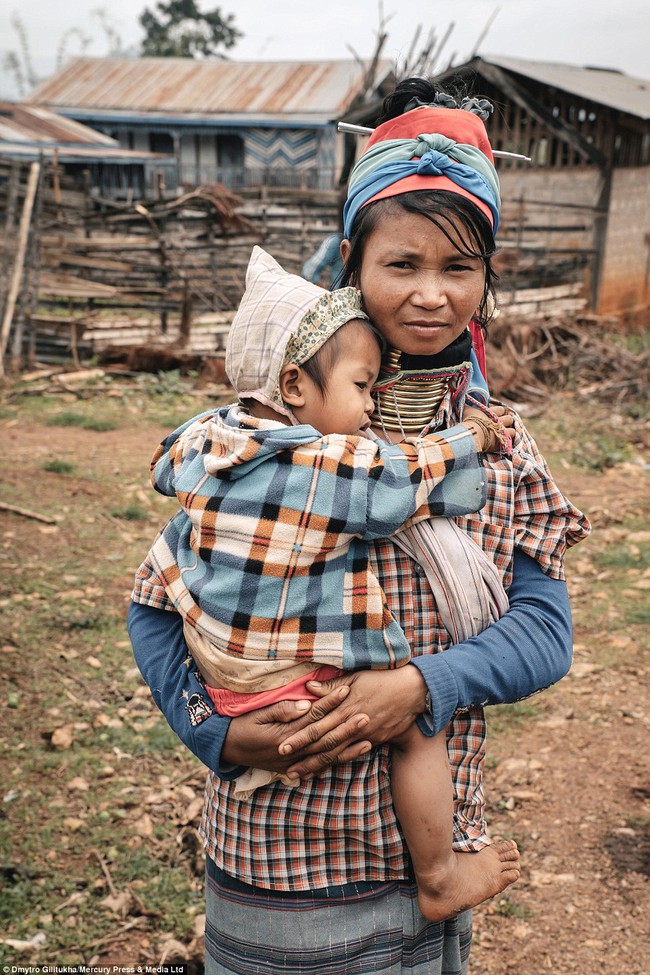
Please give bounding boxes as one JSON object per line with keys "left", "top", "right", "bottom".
{"left": 402, "top": 321, "right": 450, "bottom": 334}
{"left": 403, "top": 321, "right": 449, "bottom": 329}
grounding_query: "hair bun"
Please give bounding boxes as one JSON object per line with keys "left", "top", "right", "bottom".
{"left": 402, "top": 93, "right": 494, "bottom": 123}
{"left": 459, "top": 97, "right": 494, "bottom": 121}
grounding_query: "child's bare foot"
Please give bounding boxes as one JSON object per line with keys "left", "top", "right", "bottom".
{"left": 416, "top": 838, "right": 521, "bottom": 922}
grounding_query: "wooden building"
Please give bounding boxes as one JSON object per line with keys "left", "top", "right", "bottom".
{"left": 28, "top": 57, "right": 394, "bottom": 192}
{"left": 437, "top": 56, "right": 649, "bottom": 315}
{"left": 348, "top": 55, "right": 650, "bottom": 315}
{"left": 0, "top": 101, "right": 175, "bottom": 197}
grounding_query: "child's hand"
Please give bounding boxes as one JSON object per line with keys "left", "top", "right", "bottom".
{"left": 490, "top": 404, "right": 516, "bottom": 448}
{"left": 463, "top": 404, "right": 515, "bottom": 453}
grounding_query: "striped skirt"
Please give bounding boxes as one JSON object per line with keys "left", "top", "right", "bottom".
{"left": 205, "top": 858, "right": 472, "bottom": 975}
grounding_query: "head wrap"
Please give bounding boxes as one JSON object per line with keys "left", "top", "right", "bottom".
{"left": 226, "top": 246, "right": 368, "bottom": 419}
{"left": 343, "top": 106, "right": 501, "bottom": 237}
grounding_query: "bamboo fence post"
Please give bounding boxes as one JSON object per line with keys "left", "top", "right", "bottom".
{"left": 0, "top": 161, "right": 21, "bottom": 328}
{"left": 12, "top": 156, "right": 44, "bottom": 368}
{"left": 0, "top": 161, "right": 41, "bottom": 379}
{"left": 26, "top": 159, "right": 45, "bottom": 368}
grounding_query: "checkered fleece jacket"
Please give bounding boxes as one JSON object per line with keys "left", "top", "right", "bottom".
{"left": 133, "top": 404, "right": 590, "bottom": 891}
{"left": 140, "top": 405, "right": 484, "bottom": 674}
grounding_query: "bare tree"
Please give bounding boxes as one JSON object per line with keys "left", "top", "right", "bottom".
{"left": 3, "top": 14, "right": 39, "bottom": 97}
{"left": 2, "top": 8, "right": 124, "bottom": 97}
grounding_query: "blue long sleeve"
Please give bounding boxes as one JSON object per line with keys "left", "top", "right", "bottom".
{"left": 301, "top": 233, "right": 344, "bottom": 285}
{"left": 127, "top": 601, "right": 242, "bottom": 777}
{"left": 128, "top": 547, "right": 572, "bottom": 764}
{"left": 412, "top": 547, "right": 573, "bottom": 736}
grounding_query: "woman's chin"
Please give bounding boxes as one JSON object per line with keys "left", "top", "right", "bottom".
{"left": 393, "top": 327, "right": 460, "bottom": 356}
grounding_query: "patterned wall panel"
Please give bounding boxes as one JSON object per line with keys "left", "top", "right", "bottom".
{"left": 245, "top": 128, "right": 319, "bottom": 170}
{"left": 318, "top": 128, "right": 337, "bottom": 173}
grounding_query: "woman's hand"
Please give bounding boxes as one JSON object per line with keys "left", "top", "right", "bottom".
{"left": 221, "top": 683, "right": 372, "bottom": 777}
{"left": 281, "top": 665, "right": 428, "bottom": 778}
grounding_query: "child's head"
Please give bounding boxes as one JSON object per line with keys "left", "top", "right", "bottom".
{"left": 280, "top": 317, "right": 382, "bottom": 436}
{"left": 226, "top": 247, "right": 381, "bottom": 435}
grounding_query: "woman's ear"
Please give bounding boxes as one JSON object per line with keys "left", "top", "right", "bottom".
{"left": 279, "top": 364, "right": 306, "bottom": 407}
{"left": 340, "top": 238, "right": 351, "bottom": 266}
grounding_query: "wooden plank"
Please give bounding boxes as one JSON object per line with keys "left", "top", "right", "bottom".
{"left": 507, "top": 283, "right": 583, "bottom": 302}
{"left": 476, "top": 62, "right": 607, "bottom": 169}
{"left": 49, "top": 255, "right": 135, "bottom": 273}
{"left": 0, "top": 161, "right": 40, "bottom": 378}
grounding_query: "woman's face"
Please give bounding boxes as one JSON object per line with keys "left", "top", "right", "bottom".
{"left": 343, "top": 207, "right": 486, "bottom": 357}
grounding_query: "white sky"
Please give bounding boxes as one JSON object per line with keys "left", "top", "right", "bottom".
{"left": 1, "top": 0, "right": 649, "bottom": 99}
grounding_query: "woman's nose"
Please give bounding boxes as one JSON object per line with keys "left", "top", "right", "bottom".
{"left": 413, "top": 273, "right": 446, "bottom": 308}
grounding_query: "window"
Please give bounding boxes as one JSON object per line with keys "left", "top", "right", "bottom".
{"left": 149, "top": 132, "right": 174, "bottom": 154}
{"left": 216, "top": 134, "right": 244, "bottom": 168}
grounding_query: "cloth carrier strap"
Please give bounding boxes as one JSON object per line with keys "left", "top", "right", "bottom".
{"left": 391, "top": 517, "right": 509, "bottom": 643}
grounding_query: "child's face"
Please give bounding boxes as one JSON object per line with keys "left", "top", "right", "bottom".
{"left": 299, "top": 319, "right": 381, "bottom": 437}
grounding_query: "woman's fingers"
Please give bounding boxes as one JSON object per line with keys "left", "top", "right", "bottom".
{"left": 279, "top": 701, "right": 370, "bottom": 755}
{"left": 277, "top": 681, "right": 362, "bottom": 753}
{"left": 287, "top": 738, "right": 373, "bottom": 779}
{"left": 223, "top": 684, "right": 370, "bottom": 771}
{"left": 258, "top": 698, "right": 312, "bottom": 723}
{"left": 222, "top": 699, "right": 317, "bottom": 769}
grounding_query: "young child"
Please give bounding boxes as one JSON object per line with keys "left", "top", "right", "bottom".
{"left": 134, "top": 245, "right": 519, "bottom": 921}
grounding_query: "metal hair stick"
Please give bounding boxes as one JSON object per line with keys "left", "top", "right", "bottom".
{"left": 337, "top": 121, "right": 532, "bottom": 161}
{"left": 337, "top": 122, "right": 374, "bottom": 135}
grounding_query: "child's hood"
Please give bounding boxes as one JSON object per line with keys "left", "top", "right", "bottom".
{"left": 226, "top": 246, "right": 366, "bottom": 422}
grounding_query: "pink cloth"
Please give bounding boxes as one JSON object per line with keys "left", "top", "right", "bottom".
{"left": 469, "top": 319, "right": 487, "bottom": 380}
{"left": 206, "top": 664, "right": 343, "bottom": 717}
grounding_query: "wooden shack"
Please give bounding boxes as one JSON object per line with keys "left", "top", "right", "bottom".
{"left": 27, "top": 57, "right": 395, "bottom": 193}
{"left": 436, "top": 56, "right": 649, "bottom": 316}
{"left": 346, "top": 55, "right": 650, "bottom": 316}
{"left": 0, "top": 102, "right": 176, "bottom": 197}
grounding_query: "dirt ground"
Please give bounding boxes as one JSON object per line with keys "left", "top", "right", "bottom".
{"left": 1, "top": 385, "right": 649, "bottom": 973}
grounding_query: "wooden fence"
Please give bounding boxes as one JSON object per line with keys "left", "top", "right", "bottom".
{"left": 0, "top": 157, "right": 594, "bottom": 371}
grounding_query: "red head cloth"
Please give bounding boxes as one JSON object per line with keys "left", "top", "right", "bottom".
{"left": 344, "top": 105, "right": 500, "bottom": 232}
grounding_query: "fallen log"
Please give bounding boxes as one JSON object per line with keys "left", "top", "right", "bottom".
{"left": 0, "top": 501, "right": 57, "bottom": 524}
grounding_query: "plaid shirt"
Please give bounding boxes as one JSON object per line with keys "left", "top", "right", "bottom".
{"left": 133, "top": 404, "right": 589, "bottom": 891}
{"left": 137, "top": 405, "right": 484, "bottom": 678}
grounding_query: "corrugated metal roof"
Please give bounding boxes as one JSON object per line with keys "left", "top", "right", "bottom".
{"left": 0, "top": 142, "right": 174, "bottom": 165}
{"left": 479, "top": 55, "right": 650, "bottom": 120}
{"left": 0, "top": 102, "right": 174, "bottom": 164}
{"left": 62, "top": 108, "right": 342, "bottom": 128}
{"left": 29, "top": 57, "right": 393, "bottom": 120}
{"left": 0, "top": 102, "right": 118, "bottom": 146}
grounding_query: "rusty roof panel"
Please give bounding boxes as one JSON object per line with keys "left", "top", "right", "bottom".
{"left": 0, "top": 102, "right": 118, "bottom": 145}
{"left": 0, "top": 142, "right": 172, "bottom": 163}
{"left": 29, "top": 57, "right": 393, "bottom": 118}
{"left": 482, "top": 55, "right": 650, "bottom": 120}
{"left": 0, "top": 102, "right": 175, "bottom": 165}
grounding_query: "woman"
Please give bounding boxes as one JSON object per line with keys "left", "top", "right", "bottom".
{"left": 128, "top": 78, "right": 590, "bottom": 974}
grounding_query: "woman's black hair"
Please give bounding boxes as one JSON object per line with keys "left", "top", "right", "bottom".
{"left": 374, "top": 76, "right": 471, "bottom": 126}
{"left": 340, "top": 192, "right": 499, "bottom": 329}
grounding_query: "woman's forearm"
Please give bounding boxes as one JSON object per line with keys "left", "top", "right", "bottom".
{"left": 412, "top": 547, "right": 573, "bottom": 736}
{"left": 127, "top": 601, "right": 241, "bottom": 777}
{"left": 127, "top": 602, "right": 372, "bottom": 776}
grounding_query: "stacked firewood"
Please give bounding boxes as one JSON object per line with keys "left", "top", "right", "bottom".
{"left": 487, "top": 316, "right": 649, "bottom": 410}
